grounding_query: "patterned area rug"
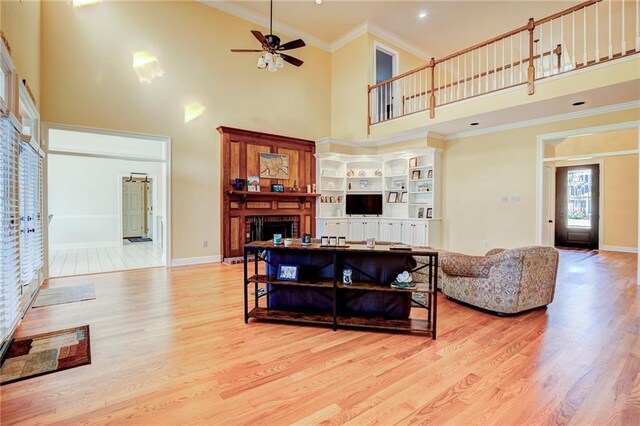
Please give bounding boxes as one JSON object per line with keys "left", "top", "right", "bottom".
{"left": 32, "top": 284, "right": 95, "bottom": 308}
{"left": 0, "top": 325, "right": 91, "bottom": 385}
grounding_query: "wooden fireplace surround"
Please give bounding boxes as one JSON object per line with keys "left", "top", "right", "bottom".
{"left": 218, "top": 127, "right": 318, "bottom": 259}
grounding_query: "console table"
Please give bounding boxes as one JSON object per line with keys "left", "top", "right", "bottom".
{"left": 243, "top": 241, "right": 439, "bottom": 338}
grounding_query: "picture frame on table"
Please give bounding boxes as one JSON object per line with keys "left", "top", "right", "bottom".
{"left": 400, "top": 192, "right": 408, "bottom": 203}
{"left": 277, "top": 264, "right": 299, "bottom": 281}
{"left": 387, "top": 192, "right": 398, "bottom": 203}
{"left": 426, "top": 207, "right": 433, "bottom": 218}
{"left": 411, "top": 170, "right": 421, "bottom": 180}
{"left": 409, "top": 157, "right": 418, "bottom": 168}
{"left": 271, "top": 184, "right": 284, "bottom": 192}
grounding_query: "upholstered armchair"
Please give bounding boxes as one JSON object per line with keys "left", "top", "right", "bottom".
{"left": 440, "top": 247, "right": 559, "bottom": 314}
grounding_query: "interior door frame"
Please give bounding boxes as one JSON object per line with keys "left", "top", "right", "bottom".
{"left": 535, "top": 120, "right": 640, "bottom": 285}
{"left": 42, "top": 122, "right": 172, "bottom": 275}
{"left": 373, "top": 41, "right": 400, "bottom": 119}
{"left": 118, "top": 175, "right": 157, "bottom": 241}
{"left": 552, "top": 160, "right": 604, "bottom": 249}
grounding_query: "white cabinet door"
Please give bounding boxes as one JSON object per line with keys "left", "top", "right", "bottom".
{"left": 335, "top": 220, "right": 349, "bottom": 237}
{"left": 413, "top": 221, "right": 428, "bottom": 246}
{"left": 364, "top": 220, "right": 378, "bottom": 240}
{"left": 388, "top": 220, "right": 403, "bottom": 242}
{"left": 348, "top": 219, "right": 365, "bottom": 240}
{"left": 379, "top": 221, "right": 391, "bottom": 241}
{"left": 323, "top": 220, "right": 337, "bottom": 237}
{"left": 401, "top": 221, "right": 414, "bottom": 245}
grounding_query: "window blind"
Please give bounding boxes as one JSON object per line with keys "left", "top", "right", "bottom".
{"left": 19, "top": 142, "right": 40, "bottom": 285}
{"left": 1, "top": 115, "right": 21, "bottom": 342}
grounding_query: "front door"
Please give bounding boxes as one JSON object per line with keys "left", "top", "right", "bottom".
{"left": 555, "top": 165, "right": 600, "bottom": 249}
{"left": 123, "top": 180, "right": 145, "bottom": 238}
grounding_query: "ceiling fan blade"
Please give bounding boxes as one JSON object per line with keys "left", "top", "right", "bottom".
{"left": 251, "top": 30, "right": 268, "bottom": 47}
{"left": 231, "top": 49, "right": 264, "bottom": 52}
{"left": 278, "top": 39, "right": 306, "bottom": 51}
{"left": 281, "top": 54, "right": 304, "bottom": 67}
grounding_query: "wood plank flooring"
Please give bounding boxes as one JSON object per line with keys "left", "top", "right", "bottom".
{"left": 48, "top": 241, "right": 164, "bottom": 278}
{"left": 1, "top": 249, "right": 638, "bottom": 424}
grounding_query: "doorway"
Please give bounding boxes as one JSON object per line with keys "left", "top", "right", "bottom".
{"left": 122, "top": 176, "right": 153, "bottom": 240}
{"left": 555, "top": 165, "right": 600, "bottom": 249}
{"left": 374, "top": 42, "right": 399, "bottom": 122}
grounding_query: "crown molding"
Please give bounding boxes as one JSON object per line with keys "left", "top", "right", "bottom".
{"left": 316, "top": 128, "right": 432, "bottom": 148}
{"left": 446, "top": 100, "right": 640, "bottom": 140}
{"left": 330, "top": 22, "right": 369, "bottom": 52}
{"left": 365, "top": 22, "right": 432, "bottom": 60}
{"left": 198, "top": 0, "right": 332, "bottom": 51}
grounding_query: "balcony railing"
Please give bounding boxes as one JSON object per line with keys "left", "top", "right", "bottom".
{"left": 367, "top": 0, "right": 640, "bottom": 132}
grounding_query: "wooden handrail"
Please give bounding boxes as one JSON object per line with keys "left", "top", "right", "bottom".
{"left": 435, "top": 24, "right": 529, "bottom": 64}
{"left": 534, "top": 0, "right": 601, "bottom": 26}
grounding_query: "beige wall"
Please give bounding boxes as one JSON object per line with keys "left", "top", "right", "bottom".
{"left": 41, "top": 0, "right": 331, "bottom": 260}
{"left": 0, "top": 0, "right": 41, "bottom": 106}
{"left": 443, "top": 108, "right": 639, "bottom": 254}
{"left": 554, "top": 128, "right": 639, "bottom": 249}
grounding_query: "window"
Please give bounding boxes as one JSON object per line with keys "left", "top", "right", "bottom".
{"left": 567, "top": 169, "right": 593, "bottom": 228}
{"left": 19, "top": 142, "right": 42, "bottom": 284}
{"left": 0, "top": 40, "right": 15, "bottom": 115}
{"left": 1, "top": 116, "right": 21, "bottom": 341}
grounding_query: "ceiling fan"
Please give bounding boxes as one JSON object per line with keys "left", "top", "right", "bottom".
{"left": 231, "top": 0, "right": 306, "bottom": 71}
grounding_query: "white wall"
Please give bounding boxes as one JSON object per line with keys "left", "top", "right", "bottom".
{"left": 48, "top": 154, "right": 166, "bottom": 249}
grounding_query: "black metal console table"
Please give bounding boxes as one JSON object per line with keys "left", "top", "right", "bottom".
{"left": 243, "top": 241, "right": 439, "bottom": 339}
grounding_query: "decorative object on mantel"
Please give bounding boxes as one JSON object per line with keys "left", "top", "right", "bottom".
{"left": 273, "top": 233, "right": 283, "bottom": 245}
{"left": 358, "top": 169, "right": 366, "bottom": 177}
{"left": 375, "top": 169, "right": 383, "bottom": 177}
{"left": 271, "top": 184, "right": 284, "bottom": 192}
{"left": 247, "top": 176, "right": 260, "bottom": 192}
{"left": 291, "top": 180, "right": 299, "bottom": 192}
{"left": 230, "top": 0, "right": 306, "bottom": 71}
{"left": 234, "top": 178, "right": 245, "bottom": 190}
{"left": 260, "top": 152, "right": 289, "bottom": 179}
{"left": 312, "top": 183, "right": 316, "bottom": 193}
{"left": 347, "top": 169, "right": 355, "bottom": 177}
{"left": 306, "top": 184, "right": 311, "bottom": 193}
{"left": 301, "top": 233, "right": 312, "bottom": 246}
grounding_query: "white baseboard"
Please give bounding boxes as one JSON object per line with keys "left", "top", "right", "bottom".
{"left": 50, "top": 241, "right": 121, "bottom": 250}
{"left": 601, "top": 245, "right": 638, "bottom": 253}
{"left": 170, "top": 255, "right": 223, "bottom": 266}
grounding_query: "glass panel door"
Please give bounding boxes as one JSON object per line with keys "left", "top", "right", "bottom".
{"left": 567, "top": 168, "right": 592, "bottom": 229}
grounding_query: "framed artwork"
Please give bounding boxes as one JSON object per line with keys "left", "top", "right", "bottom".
{"left": 360, "top": 180, "right": 369, "bottom": 190}
{"left": 271, "top": 184, "right": 284, "bottom": 192}
{"left": 412, "top": 170, "right": 421, "bottom": 180}
{"left": 409, "top": 157, "right": 418, "bottom": 168}
{"left": 247, "top": 176, "right": 260, "bottom": 192}
{"left": 418, "top": 207, "right": 425, "bottom": 218}
{"left": 260, "top": 153, "right": 290, "bottom": 179}
{"left": 426, "top": 208, "right": 433, "bottom": 218}
{"left": 427, "top": 169, "right": 433, "bottom": 179}
{"left": 277, "top": 264, "right": 299, "bottom": 281}
{"left": 387, "top": 192, "right": 398, "bottom": 203}
{"left": 400, "top": 192, "right": 408, "bottom": 203}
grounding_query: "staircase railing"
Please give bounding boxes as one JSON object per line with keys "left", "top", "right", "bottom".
{"left": 367, "top": 0, "right": 639, "bottom": 133}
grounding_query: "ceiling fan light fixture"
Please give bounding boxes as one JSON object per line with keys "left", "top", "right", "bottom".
{"left": 275, "top": 55, "right": 285, "bottom": 68}
{"left": 257, "top": 56, "right": 267, "bottom": 69}
{"left": 268, "top": 62, "right": 277, "bottom": 72}
{"left": 264, "top": 51, "right": 273, "bottom": 64}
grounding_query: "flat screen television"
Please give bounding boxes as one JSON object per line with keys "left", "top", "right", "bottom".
{"left": 345, "top": 194, "right": 383, "bottom": 215}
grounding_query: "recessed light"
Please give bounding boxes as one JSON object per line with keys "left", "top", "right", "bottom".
{"left": 73, "top": 0, "right": 102, "bottom": 8}
{"left": 418, "top": 11, "right": 427, "bottom": 19}
{"left": 470, "top": 122, "right": 479, "bottom": 126}
{"left": 315, "top": 0, "right": 323, "bottom": 5}
{"left": 572, "top": 101, "right": 586, "bottom": 106}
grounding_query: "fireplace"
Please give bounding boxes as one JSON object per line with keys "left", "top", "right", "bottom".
{"left": 247, "top": 216, "right": 300, "bottom": 243}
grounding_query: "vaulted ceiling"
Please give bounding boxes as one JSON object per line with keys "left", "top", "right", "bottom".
{"left": 203, "top": 1, "right": 582, "bottom": 57}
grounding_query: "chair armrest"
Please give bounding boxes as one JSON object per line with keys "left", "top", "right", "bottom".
{"left": 485, "top": 248, "right": 506, "bottom": 256}
{"left": 441, "top": 252, "right": 495, "bottom": 278}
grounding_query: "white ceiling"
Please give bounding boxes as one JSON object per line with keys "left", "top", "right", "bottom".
{"left": 204, "top": 1, "right": 582, "bottom": 57}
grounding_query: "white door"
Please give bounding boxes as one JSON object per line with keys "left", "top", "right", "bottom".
{"left": 123, "top": 181, "right": 145, "bottom": 238}
{"left": 146, "top": 181, "right": 153, "bottom": 239}
{"left": 543, "top": 164, "right": 556, "bottom": 246}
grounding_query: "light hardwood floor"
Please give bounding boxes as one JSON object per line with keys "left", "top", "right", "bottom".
{"left": 48, "top": 241, "right": 164, "bottom": 278}
{"left": 1, "top": 250, "right": 638, "bottom": 424}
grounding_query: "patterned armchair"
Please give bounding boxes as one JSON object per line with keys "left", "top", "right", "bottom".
{"left": 440, "top": 247, "right": 559, "bottom": 315}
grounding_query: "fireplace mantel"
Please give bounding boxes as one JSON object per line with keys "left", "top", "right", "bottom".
{"left": 218, "top": 127, "right": 317, "bottom": 260}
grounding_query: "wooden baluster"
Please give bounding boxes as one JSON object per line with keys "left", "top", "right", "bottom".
{"left": 464, "top": 52, "right": 468, "bottom": 98}
{"left": 510, "top": 35, "right": 514, "bottom": 85}
{"left": 429, "top": 59, "right": 436, "bottom": 119}
{"left": 476, "top": 48, "right": 480, "bottom": 94}
{"left": 539, "top": 22, "right": 544, "bottom": 77}
{"left": 444, "top": 60, "right": 447, "bottom": 104}
{"left": 622, "top": 0, "right": 626, "bottom": 54}
{"left": 527, "top": 17, "right": 535, "bottom": 94}
{"left": 457, "top": 56, "right": 460, "bottom": 100}
{"left": 519, "top": 30, "right": 523, "bottom": 82}
{"left": 555, "top": 44, "right": 562, "bottom": 71}
{"left": 485, "top": 45, "right": 489, "bottom": 92}
{"left": 572, "top": 10, "right": 576, "bottom": 68}
{"left": 549, "top": 20, "right": 554, "bottom": 74}
{"left": 493, "top": 42, "right": 497, "bottom": 89}
{"left": 501, "top": 38, "right": 505, "bottom": 87}
{"left": 437, "top": 60, "right": 441, "bottom": 104}
{"left": 560, "top": 14, "right": 564, "bottom": 71}
{"left": 584, "top": 6, "right": 588, "bottom": 65}
{"left": 608, "top": 0, "right": 613, "bottom": 59}
{"left": 596, "top": 1, "right": 600, "bottom": 62}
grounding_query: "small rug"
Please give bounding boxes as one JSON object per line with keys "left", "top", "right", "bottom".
{"left": 128, "top": 237, "right": 153, "bottom": 243}
{"left": 32, "top": 284, "right": 95, "bottom": 308}
{"left": 0, "top": 325, "right": 91, "bottom": 385}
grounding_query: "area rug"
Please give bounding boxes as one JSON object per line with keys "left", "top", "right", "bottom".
{"left": 32, "top": 284, "right": 95, "bottom": 308}
{"left": 0, "top": 325, "right": 91, "bottom": 385}
{"left": 128, "top": 237, "right": 152, "bottom": 243}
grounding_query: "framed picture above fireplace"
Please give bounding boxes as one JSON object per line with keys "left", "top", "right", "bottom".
{"left": 260, "top": 153, "right": 290, "bottom": 179}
